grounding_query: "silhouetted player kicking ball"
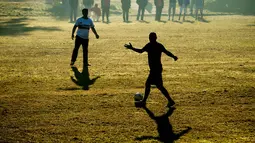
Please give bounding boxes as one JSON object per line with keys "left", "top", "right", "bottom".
{"left": 70, "top": 8, "right": 99, "bottom": 67}
{"left": 124, "top": 32, "right": 178, "bottom": 108}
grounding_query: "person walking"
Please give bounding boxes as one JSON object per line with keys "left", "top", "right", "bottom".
{"left": 70, "top": 8, "right": 99, "bottom": 67}
{"left": 101, "top": 0, "right": 111, "bottom": 23}
{"left": 136, "top": 0, "right": 148, "bottom": 21}
{"left": 178, "top": 0, "right": 190, "bottom": 21}
{"left": 168, "top": 0, "right": 177, "bottom": 21}
{"left": 121, "top": 0, "right": 131, "bottom": 22}
{"left": 69, "top": 0, "right": 78, "bottom": 22}
{"left": 124, "top": 32, "right": 178, "bottom": 108}
{"left": 154, "top": 0, "right": 164, "bottom": 21}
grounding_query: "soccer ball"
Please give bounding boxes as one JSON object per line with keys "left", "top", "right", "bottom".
{"left": 134, "top": 92, "right": 143, "bottom": 101}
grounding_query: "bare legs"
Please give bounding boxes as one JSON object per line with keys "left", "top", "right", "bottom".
{"left": 142, "top": 81, "right": 175, "bottom": 107}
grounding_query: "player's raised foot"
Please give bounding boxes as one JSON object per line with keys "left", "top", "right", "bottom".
{"left": 167, "top": 100, "right": 175, "bottom": 108}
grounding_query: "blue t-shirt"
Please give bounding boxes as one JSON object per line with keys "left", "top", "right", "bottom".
{"left": 75, "top": 17, "right": 94, "bottom": 39}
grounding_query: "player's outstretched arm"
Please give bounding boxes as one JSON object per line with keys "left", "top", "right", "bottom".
{"left": 124, "top": 43, "right": 144, "bottom": 53}
{"left": 163, "top": 49, "right": 178, "bottom": 61}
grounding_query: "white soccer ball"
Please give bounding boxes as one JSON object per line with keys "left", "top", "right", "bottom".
{"left": 134, "top": 92, "right": 143, "bottom": 101}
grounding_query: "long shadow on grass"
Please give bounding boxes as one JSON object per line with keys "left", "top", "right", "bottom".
{"left": 0, "top": 17, "right": 61, "bottom": 36}
{"left": 70, "top": 66, "right": 100, "bottom": 90}
{"left": 136, "top": 106, "right": 191, "bottom": 143}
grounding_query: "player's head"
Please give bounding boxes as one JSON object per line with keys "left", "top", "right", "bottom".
{"left": 149, "top": 32, "right": 157, "bottom": 43}
{"left": 95, "top": 3, "right": 98, "bottom": 7}
{"left": 82, "top": 8, "right": 88, "bottom": 17}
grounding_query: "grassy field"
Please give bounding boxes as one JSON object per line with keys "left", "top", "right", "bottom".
{"left": 0, "top": 1, "right": 255, "bottom": 143}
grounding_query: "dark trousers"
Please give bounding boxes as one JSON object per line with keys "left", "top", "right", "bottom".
{"left": 70, "top": 6, "right": 77, "bottom": 22}
{"left": 137, "top": 6, "right": 145, "bottom": 20}
{"left": 155, "top": 7, "right": 163, "bottom": 21}
{"left": 102, "top": 8, "right": 110, "bottom": 22}
{"left": 122, "top": 8, "right": 129, "bottom": 22}
{"left": 71, "top": 36, "right": 89, "bottom": 66}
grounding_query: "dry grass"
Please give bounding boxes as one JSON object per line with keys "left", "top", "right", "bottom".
{"left": 0, "top": 1, "right": 255, "bottom": 143}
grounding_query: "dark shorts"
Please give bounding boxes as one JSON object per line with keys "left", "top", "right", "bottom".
{"left": 146, "top": 71, "right": 163, "bottom": 86}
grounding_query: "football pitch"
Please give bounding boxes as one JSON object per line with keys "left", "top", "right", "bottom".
{"left": 0, "top": 1, "right": 255, "bottom": 143}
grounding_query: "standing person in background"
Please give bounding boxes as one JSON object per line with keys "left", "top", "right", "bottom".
{"left": 83, "top": 0, "right": 94, "bottom": 16}
{"left": 70, "top": 8, "right": 99, "bottom": 67}
{"left": 136, "top": 0, "right": 148, "bottom": 21}
{"left": 101, "top": 0, "right": 111, "bottom": 23}
{"left": 83, "top": 0, "right": 94, "bottom": 8}
{"left": 168, "top": 0, "right": 177, "bottom": 21}
{"left": 121, "top": 0, "right": 131, "bottom": 22}
{"left": 195, "top": 0, "right": 204, "bottom": 20}
{"left": 190, "top": 0, "right": 195, "bottom": 15}
{"left": 69, "top": 0, "right": 78, "bottom": 23}
{"left": 91, "top": 3, "right": 101, "bottom": 22}
{"left": 154, "top": 0, "right": 164, "bottom": 21}
{"left": 178, "top": 0, "right": 190, "bottom": 21}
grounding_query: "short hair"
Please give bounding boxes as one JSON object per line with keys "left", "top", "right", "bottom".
{"left": 82, "top": 8, "right": 88, "bottom": 13}
{"left": 149, "top": 32, "right": 157, "bottom": 37}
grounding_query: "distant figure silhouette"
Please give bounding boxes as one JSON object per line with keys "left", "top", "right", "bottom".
{"left": 168, "top": 0, "right": 177, "bottom": 21}
{"left": 121, "top": 0, "right": 131, "bottom": 22}
{"left": 70, "top": 8, "right": 99, "bottom": 68}
{"left": 195, "top": 0, "right": 204, "bottom": 20}
{"left": 178, "top": 0, "right": 190, "bottom": 21}
{"left": 136, "top": 0, "right": 148, "bottom": 21}
{"left": 124, "top": 32, "right": 178, "bottom": 108}
{"left": 101, "top": 0, "right": 111, "bottom": 23}
{"left": 136, "top": 106, "right": 191, "bottom": 143}
{"left": 154, "top": 0, "right": 164, "bottom": 21}
{"left": 69, "top": 0, "right": 78, "bottom": 22}
{"left": 91, "top": 3, "right": 101, "bottom": 22}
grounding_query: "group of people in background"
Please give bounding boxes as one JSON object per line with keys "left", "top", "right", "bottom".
{"left": 68, "top": 0, "right": 204, "bottom": 23}
{"left": 68, "top": 0, "right": 110, "bottom": 23}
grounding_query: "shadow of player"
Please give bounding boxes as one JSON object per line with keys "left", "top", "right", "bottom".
{"left": 71, "top": 66, "right": 100, "bottom": 90}
{"left": 136, "top": 106, "right": 191, "bottom": 143}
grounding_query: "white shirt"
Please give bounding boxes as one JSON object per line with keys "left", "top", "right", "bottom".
{"left": 75, "top": 17, "right": 94, "bottom": 39}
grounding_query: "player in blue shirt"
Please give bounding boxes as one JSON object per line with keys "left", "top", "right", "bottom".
{"left": 70, "top": 9, "right": 99, "bottom": 67}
